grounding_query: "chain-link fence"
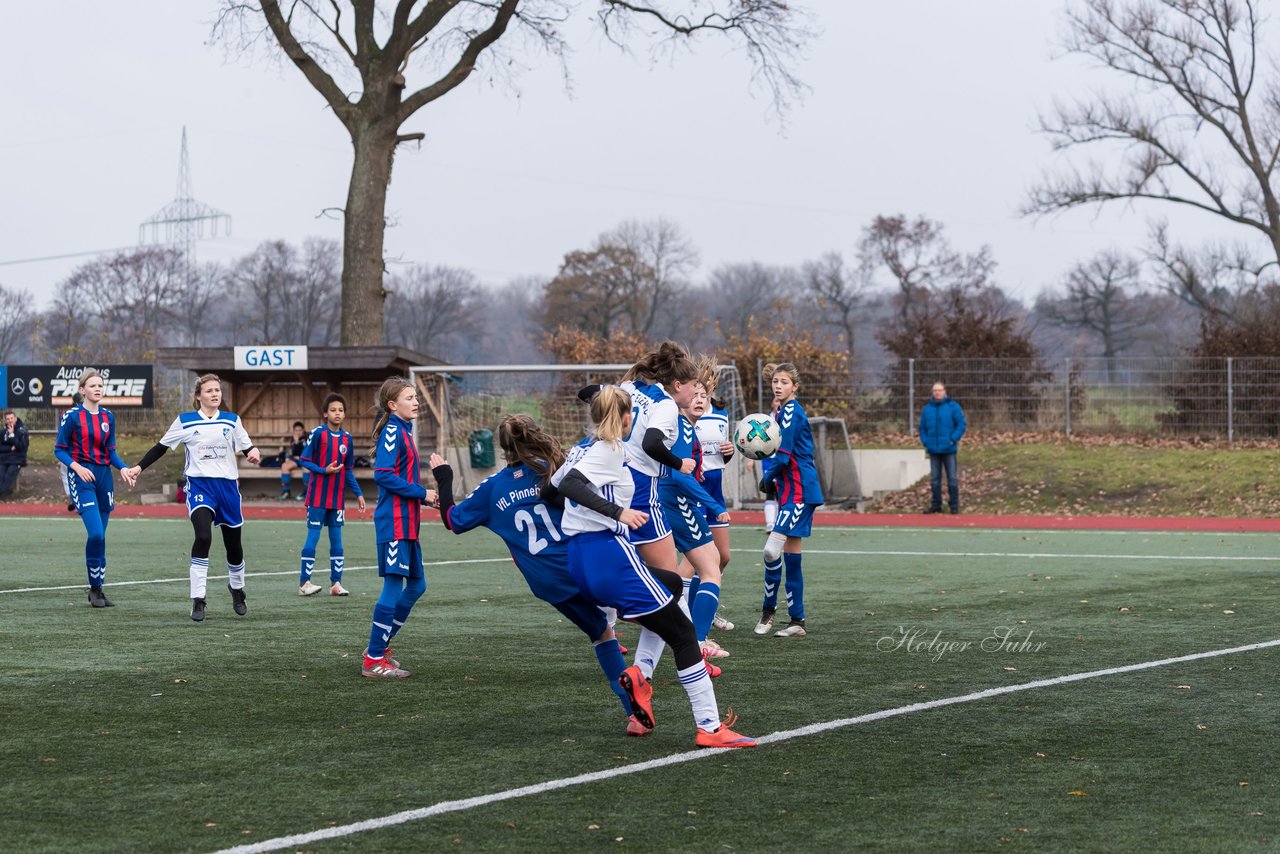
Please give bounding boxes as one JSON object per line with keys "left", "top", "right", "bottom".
{"left": 755, "top": 356, "right": 1280, "bottom": 440}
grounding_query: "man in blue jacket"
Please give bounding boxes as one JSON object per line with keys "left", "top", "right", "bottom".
{"left": 918, "top": 382, "right": 966, "bottom": 514}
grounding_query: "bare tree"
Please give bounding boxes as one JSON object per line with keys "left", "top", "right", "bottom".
{"left": 213, "top": 1, "right": 811, "bottom": 346}
{"left": 0, "top": 285, "right": 34, "bottom": 362}
{"left": 703, "top": 260, "right": 801, "bottom": 340}
{"left": 228, "top": 239, "right": 340, "bottom": 344}
{"left": 45, "top": 248, "right": 188, "bottom": 360}
{"left": 384, "top": 263, "right": 483, "bottom": 357}
{"left": 170, "top": 263, "right": 226, "bottom": 346}
{"left": 1027, "top": 0, "right": 1280, "bottom": 293}
{"left": 859, "top": 215, "right": 995, "bottom": 322}
{"left": 605, "top": 218, "right": 698, "bottom": 338}
{"left": 803, "top": 252, "right": 871, "bottom": 361}
{"left": 1035, "top": 250, "right": 1155, "bottom": 381}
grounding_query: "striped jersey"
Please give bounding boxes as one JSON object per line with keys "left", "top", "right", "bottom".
{"left": 620, "top": 380, "right": 679, "bottom": 477}
{"left": 694, "top": 405, "right": 730, "bottom": 472}
{"left": 373, "top": 414, "right": 426, "bottom": 542}
{"left": 444, "top": 462, "right": 579, "bottom": 604}
{"left": 300, "top": 426, "right": 362, "bottom": 510}
{"left": 551, "top": 438, "right": 634, "bottom": 537}
{"left": 54, "top": 405, "right": 127, "bottom": 468}
{"left": 159, "top": 409, "right": 254, "bottom": 480}
{"left": 772, "top": 399, "right": 824, "bottom": 506}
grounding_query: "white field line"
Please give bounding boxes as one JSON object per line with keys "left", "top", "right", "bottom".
{"left": 211, "top": 637, "right": 1280, "bottom": 854}
{"left": 4, "top": 516, "right": 1279, "bottom": 538}
{"left": 807, "top": 549, "right": 1280, "bottom": 562}
{"left": 0, "top": 558, "right": 511, "bottom": 594}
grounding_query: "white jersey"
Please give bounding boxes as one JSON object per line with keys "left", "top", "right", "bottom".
{"left": 160, "top": 409, "right": 254, "bottom": 480}
{"left": 695, "top": 407, "right": 730, "bottom": 472}
{"left": 551, "top": 438, "right": 635, "bottom": 536}
{"left": 620, "top": 380, "right": 679, "bottom": 478}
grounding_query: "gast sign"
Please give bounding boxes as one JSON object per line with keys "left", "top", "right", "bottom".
{"left": 233, "top": 346, "right": 309, "bottom": 371}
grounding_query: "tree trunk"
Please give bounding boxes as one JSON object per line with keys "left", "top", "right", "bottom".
{"left": 341, "top": 126, "right": 396, "bottom": 346}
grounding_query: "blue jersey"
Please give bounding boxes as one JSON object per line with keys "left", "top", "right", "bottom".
{"left": 768, "top": 399, "right": 824, "bottom": 506}
{"left": 55, "top": 405, "right": 127, "bottom": 469}
{"left": 443, "top": 462, "right": 579, "bottom": 604}
{"left": 658, "top": 414, "right": 723, "bottom": 514}
{"left": 374, "top": 414, "right": 426, "bottom": 542}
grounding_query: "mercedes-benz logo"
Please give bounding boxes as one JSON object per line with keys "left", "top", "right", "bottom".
{"left": 10, "top": 378, "right": 24, "bottom": 395}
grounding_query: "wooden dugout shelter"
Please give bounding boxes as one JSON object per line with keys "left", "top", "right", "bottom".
{"left": 155, "top": 347, "right": 448, "bottom": 460}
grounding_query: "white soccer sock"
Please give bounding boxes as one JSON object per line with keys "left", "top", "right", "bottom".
{"left": 679, "top": 577, "right": 693, "bottom": 619}
{"left": 763, "top": 500, "right": 778, "bottom": 529}
{"left": 677, "top": 660, "right": 720, "bottom": 732}
{"left": 227, "top": 562, "right": 246, "bottom": 590}
{"left": 602, "top": 606, "right": 618, "bottom": 630}
{"left": 189, "top": 557, "right": 209, "bottom": 599}
{"left": 633, "top": 627, "right": 666, "bottom": 680}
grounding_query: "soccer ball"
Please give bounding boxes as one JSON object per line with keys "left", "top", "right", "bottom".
{"left": 734, "top": 413, "right": 781, "bottom": 460}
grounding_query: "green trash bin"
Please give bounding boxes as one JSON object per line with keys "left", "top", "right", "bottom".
{"left": 468, "top": 429, "right": 495, "bottom": 468}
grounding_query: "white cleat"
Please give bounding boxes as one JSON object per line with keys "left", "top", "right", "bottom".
{"left": 330, "top": 582, "right": 349, "bottom": 597}
{"left": 299, "top": 581, "right": 323, "bottom": 596}
{"left": 712, "top": 611, "right": 735, "bottom": 632}
{"left": 774, "top": 621, "right": 808, "bottom": 638}
{"left": 753, "top": 611, "right": 775, "bottom": 636}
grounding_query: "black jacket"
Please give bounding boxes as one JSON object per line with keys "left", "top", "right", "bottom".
{"left": 0, "top": 417, "right": 29, "bottom": 465}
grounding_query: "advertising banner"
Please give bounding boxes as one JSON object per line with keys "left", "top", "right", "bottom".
{"left": 2, "top": 364, "right": 155, "bottom": 408}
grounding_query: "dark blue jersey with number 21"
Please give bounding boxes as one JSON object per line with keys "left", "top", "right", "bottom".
{"left": 443, "top": 462, "right": 580, "bottom": 604}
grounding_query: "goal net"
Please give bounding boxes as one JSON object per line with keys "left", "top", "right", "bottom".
{"left": 408, "top": 362, "right": 755, "bottom": 508}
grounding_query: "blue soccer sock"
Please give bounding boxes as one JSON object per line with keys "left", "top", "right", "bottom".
{"left": 390, "top": 575, "right": 427, "bottom": 637}
{"left": 688, "top": 574, "right": 701, "bottom": 603}
{"left": 279, "top": 473, "right": 291, "bottom": 491}
{"left": 368, "top": 576, "right": 404, "bottom": 656}
{"left": 300, "top": 527, "right": 321, "bottom": 584}
{"left": 593, "top": 637, "right": 632, "bottom": 716}
{"left": 763, "top": 556, "right": 783, "bottom": 611}
{"left": 329, "top": 527, "right": 345, "bottom": 583}
{"left": 691, "top": 581, "right": 720, "bottom": 643}
{"left": 82, "top": 508, "right": 107, "bottom": 587}
{"left": 783, "top": 552, "right": 805, "bottom": 621}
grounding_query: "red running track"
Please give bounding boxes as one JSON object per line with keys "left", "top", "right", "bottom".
{"left": 1, "top": 502, "right": 1277, "bottom": 532}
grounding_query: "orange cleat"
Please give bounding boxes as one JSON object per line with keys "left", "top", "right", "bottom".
{"left": 703, "top": 658, "right": 722, "bottom": 678}
{"left": 618, "top": 665, "right": 654, "bottom": 729}
{"left": 695, "top": 710, "right": 756, "bottom": 749}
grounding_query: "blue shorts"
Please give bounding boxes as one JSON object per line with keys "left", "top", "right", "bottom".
{"left": 567, "top": 530, "right": 672, "bottom": 620}
{"left": 67, "top": 463, "right": 115, "bottom": 516}
{"left": 773, "top": 502, "right": 817, "bottom": 538}
{"left": 701, "top": 469, "right": 729, "bottom": 529}
{"left": 186, "top": 477, "right": 244, "bottom": 527}
{"left": 550, "top": 594, "right": 611, "bottom": 640}
{"left": 660, "top": 491, "right": 713, "bottom": 554}
{"left": 627, "top": 469, "right": 670, "bottom": 545}
{"left": 307, "top": 507, "right": 345, "bottom": 528}
{"left": 378, "top": 539, "right": 423, "bottom": 579}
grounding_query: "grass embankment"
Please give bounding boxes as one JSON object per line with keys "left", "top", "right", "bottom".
{"left": 869, "top": 436, "right": 1280, "bottom": 517}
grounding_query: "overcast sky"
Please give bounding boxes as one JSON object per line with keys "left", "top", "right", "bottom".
{"left": 0, "top": 1, "right": 1243, "bottom": 312}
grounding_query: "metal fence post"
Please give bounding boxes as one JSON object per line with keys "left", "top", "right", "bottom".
{"left": 908, "top": 358, "right": 915, "bottom": 435}
{"left": 1227, "top": 357, "right": 1234, "bottom": 443}
{"left": 1064, "top": 358, "right": 1071, "bottom": 437}
{"left": 757, "top": 357, "right": 764, "bottom": 412}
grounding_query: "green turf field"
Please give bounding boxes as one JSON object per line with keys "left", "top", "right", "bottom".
{"left": 1, "top": 518, "right": 1277, "bottom": 852}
